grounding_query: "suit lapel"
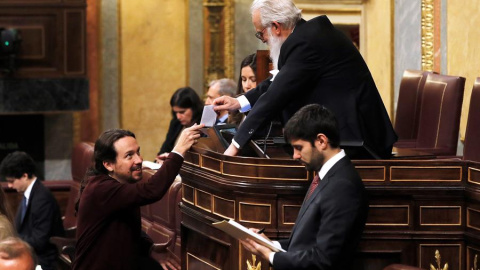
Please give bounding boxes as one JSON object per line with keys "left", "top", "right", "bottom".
{"left": 288, "top": 174, "right": 330, "bottom": 241}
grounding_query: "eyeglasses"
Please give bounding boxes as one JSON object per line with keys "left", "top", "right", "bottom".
{"left": 254, "top": 26, "right": 268, "bottom": 41}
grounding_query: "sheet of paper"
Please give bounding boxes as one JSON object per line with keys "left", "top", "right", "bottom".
{"left": 212, "top": 219, "right": 286, "bottom": 252}
{"left": 200, "top": 105, "right": 217, "bottom": 127}
{"left": 142, "top": 160, "right": 161, "bottom": 170}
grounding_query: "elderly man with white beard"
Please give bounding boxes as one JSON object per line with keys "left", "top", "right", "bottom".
{"left": 213, "top": 0, "right": 397, "bottom": 159}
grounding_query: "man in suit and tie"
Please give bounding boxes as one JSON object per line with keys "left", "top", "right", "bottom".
{"left": 214, "top": 0, "right": 397, "bottom": 159}
{"left": 205, "top": 78, "right": 237, "bottom": 125}
{"left": 241, "top": 104, "right": 368, "bottom": 270}
{"left": 0, "top": 151, "right": 64, "bottom": 270}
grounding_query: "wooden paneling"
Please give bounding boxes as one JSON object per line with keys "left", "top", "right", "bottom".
{"left": 180, "top": 149, "right": 480, "bottom": 270}
{"left": 356, "top": 165, "right": 386, "bottom": 182}
{"left": 0, "top": 1, "right": 86, "bottom": 78}
{"left": 367, "top": 205, "right": 410, "bottom": 226}
{"left": 419, "top": 205, "right": 462, "bottom": 226}
{"left": 182, "top": 184, "right": 195, "bottom": 205}
{"left": 213, "top": 195, "right": 235, "bottom": 220}
{"left": 419, "top": 243, "right": 462, "bottom": 270}
{"left": 195, "top": 189, "right": 212, "bottom": 213}
{"left": 239, "top": 201, "right": 272, "bottom": 225}
{"left": 390, "top": 166, "right": 462, "bottom": 182}
{"left": 467, "top": 207, "right": 480, "bottom": 231}
{"left": 64, "top": 9, "right": 85, "bottom": 74}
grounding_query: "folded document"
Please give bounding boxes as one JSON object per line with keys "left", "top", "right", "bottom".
{"left": 212, "top": 219, "right": 286, "bottom": 252}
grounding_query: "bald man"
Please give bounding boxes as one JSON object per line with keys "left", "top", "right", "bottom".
{"left": 0, "top": 237, "right": 36, "bottom": 270}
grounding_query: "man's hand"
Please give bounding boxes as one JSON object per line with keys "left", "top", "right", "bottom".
{"left": 154, "top": 153, "right": 169, "bottom": 165}
{"left": 172, "top": 123, "right": 205, "bottom": 156}
{"left": 240, "top": 228, "right": 273, "bottom": 262}
{"left": 224, "top": 143, "right": 239, "bottom": 156}
{"left": 158, "top": 249, "right": 181, "bottom": 270}
{"left": 213, "top": 96, "right": 241, "bottom": 112}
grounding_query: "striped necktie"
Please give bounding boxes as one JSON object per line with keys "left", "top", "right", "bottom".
{"left": 306, "top": 175, "right": 320, "bottom": 199}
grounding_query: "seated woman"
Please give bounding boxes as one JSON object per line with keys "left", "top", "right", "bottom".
{"left": 155, "top": 87, "right": 203, "bottom": 163}
{"left": 229, "top": 53, "right": 258, "bottom": 126}
{"left": 237, "top": 53, "right": 257, "bottom": 94}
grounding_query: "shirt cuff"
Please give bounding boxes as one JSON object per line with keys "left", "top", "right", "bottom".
{"left": 269, "top": 252, "right": 276, "bottom": 265}
{"left": 237, "top": 95, "right": 251, "bottom": 113}
{"left": 231, "top": 139, "right": 240, "bottom": 149}
{"left": 170, "top": 150, "right": 184, "bottom": 159}
{"left": 269, "top": 240, "right": 281, "bottom": 264}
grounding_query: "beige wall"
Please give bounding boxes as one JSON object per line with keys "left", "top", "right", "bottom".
{"left": 448, "top": 0, "right": 480, "bottom": 140}
{"left": 119, "top": 0, "right": 188, "bottom": 160}
{"left": 364, "top": 0, "right": 394, "bottom": 117}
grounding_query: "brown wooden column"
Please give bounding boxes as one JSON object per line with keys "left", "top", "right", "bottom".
{"left": 75, "top": 0, "right": 100, "bottom": 143}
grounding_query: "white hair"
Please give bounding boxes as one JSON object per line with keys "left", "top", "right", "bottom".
{"left": 250, "top": 0, "right": 302, "bottom": 29}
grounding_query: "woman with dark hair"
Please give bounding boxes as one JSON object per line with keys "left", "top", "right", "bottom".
{"left": 237, "top": 53, "right": 257, "bottom": 94}
{"left": 155, "top": 87, "right": 203, "bottom": 163}
{"left": 229, "top": 54, "right": 258, "bottom": 126}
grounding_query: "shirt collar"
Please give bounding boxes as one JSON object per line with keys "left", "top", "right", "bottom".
{"left": 217, "top": 113, "right": 229, "bottom": 123}
{"left": 24, "top": 177, "right": 36, "bottom": 203}
{"left": 318, "top": 149, "right": 346, "bottom": 180}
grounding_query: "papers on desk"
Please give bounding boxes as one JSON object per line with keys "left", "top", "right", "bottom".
{"left": 200, "top": 105, "right": 217, "bottom": 127}
{"left": 212, "top": 219, "right": 286, "bottom": 252}
{"left": 142, "top": 160, "right": 161, "bottom": 170}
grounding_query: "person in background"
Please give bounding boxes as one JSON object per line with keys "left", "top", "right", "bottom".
{"left": 0, "top": 152, "right": 64, "bottom": 270}
{"left": 155, "top": 87, "right": 203, "bottom": 163}
{"left": 238, "top": 53, "right": 257, "bottom": 94}
{"left": 73, "top": 125, "right": 203, "bottom": 270}
{"left": 0, "top": 237, "right": 37, "bottom": 270}
{"left": 229, "top": 54, "right": 259, "bottom": 126}
{"left": 241, "top": 104, "right": 368, "bottom": 270}
{"left": 205, "top": 79, "right": 237, "bottom": 125}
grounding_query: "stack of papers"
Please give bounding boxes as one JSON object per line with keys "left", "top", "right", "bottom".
{"left": 212, "top": 219, "right": 286, "bottom": 252}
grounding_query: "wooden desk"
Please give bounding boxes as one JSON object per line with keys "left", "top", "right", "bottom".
{"left": 180, "top": 147, "right": 480, "bottom": 270}
{"left": 391, "top": 147, "right": 436, "bottom": 159}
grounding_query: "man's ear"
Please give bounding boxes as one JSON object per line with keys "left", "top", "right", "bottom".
{"left": 272, "top": 21, "right": 281, "bottom": 34}
{"left": 103, "top": 161, "right": 114, "bottom": 173}
{"left": 315, "top": 133, "right": 329, "bottom": 150}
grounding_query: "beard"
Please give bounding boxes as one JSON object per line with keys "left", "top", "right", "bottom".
{"left": 267, "top": 28, "right": 285, "bottom": 70}
{"left": 302, "top": 150, "right": 325, "bottom": 172}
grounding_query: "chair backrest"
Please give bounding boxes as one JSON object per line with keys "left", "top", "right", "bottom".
{"left": 71, "top": 142, "right": 94, "bottom": 184}
{"left": 415, "top": 73, "right": 465, "bottom": 155}
{"left": 149, "top": 177, "right": 182, "bottom": 265}
{"left": 395, "top": 70, "right": 431, "bottom": 140}
{"left": 63, "top": 142, "right": 94, "bottom": 230}
{"left": 463, "top": 78, "right": 480, "bottom": 162}
{"left": 168, "top": 178, "right": 183, "bottom": 261}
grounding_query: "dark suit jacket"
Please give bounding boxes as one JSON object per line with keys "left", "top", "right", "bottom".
{"left": 236, "top": 15, "right": 397, "bottom": 158}
{"left": 157, "top": 118, "right": 183, "bottom": 155}
{"left": 15, "top": 180, "right": 65, "bottom": 270}
{"left": 273, "top": 156, "right": 368, "bottom": 270}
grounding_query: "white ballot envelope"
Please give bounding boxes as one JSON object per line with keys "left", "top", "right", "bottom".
{"left": 200, "top": 105, "right": 217, "bottom": 127}
{"left": 212, "top": 219, "right": 286, "bottom": 252}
